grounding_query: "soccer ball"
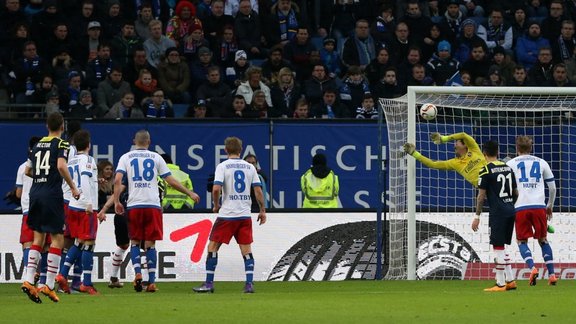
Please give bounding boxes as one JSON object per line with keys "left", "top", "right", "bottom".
{"left": 420, "top": 103, "right": 437, "bottom": 121}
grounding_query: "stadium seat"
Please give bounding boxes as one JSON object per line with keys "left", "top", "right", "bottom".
{"left": 172, "top": 104, "right": 188, "bottom": 118}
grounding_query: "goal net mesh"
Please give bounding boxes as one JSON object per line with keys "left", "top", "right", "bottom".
{"left": 380, "top": 90, "right": 576, "bottom": 280}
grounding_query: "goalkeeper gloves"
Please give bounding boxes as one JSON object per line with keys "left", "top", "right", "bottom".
{"left": 403, "top": 143, "right": 416, "bottom": 155}
{"left": 430, "top": 132, "right": 447, "bottom": 144}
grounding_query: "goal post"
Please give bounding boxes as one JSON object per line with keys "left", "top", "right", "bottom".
{"left": 380, "top": 86, "right": 576, "bottom": 280}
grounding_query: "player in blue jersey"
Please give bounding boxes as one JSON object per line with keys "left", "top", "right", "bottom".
{"left": 114, "top": 130, "right": 200, "bottom": 292}
{"left": 194, "top": 137, "right": 266, "bottom": 293}
{"left": 474, "top": 140, "right": 518, "bottom": 292}
{"left": 21, "top": 112, "right": 81, "bottom": 304}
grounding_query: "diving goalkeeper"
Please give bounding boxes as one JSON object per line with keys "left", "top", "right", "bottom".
{"left": 403, "top": 132, "right": 486, "bottom": 187}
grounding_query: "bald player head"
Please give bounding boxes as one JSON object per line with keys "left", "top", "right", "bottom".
{"left": 134, "top": 130, "right": 151, "bottom": 148}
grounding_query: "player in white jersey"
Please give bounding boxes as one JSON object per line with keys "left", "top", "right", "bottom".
{"left": 114, "top": 130, "right": 200, "bottom": 292}
{"left": 506, "top": 136, "right": 558, "bottom": 286}
{"left": 56, "top": 130, "right": 104, "bottom": 295}
{"left": 194, "top": 137, "right": 266, "bottom": 294}
{"left": 15, "top": 136, "right": 41, "bottom": 281}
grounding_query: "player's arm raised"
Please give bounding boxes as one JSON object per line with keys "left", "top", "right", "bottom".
{"left": 403, "top": 143, "right": 454, "bottom": 170}
{"left": 164, "top": 175, "right": 200, "bottom": 203}
{"left": 58, "top": 157, "right": 80, "bottom": 199}
{"left": 431, "top": 132, "right": 481, "bottom": 153}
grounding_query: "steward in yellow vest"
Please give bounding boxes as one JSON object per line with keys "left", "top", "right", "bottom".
{"left": 300, "top": 153, "right": 339, "bottom": 208}
{"left": 161, "top": 154, "right": 195, "bottom": 210}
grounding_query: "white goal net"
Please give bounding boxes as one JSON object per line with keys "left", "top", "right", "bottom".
{"left": 380, "top": 86, "right": 576, "bottom": 280}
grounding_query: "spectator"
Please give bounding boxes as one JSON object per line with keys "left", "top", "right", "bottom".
{"left": 319, "top": 37, "right": 341, "bottom": 78}
{"left": 235, "top": 66, "right": 272, "bottom": 106}
{"left": 461, "top": 42, "right": 491, "bottom": 84}
{"left": 484, "top": 8, "right": 512, "bottom": 51}
{"left": 270, "top": 67, "right": 302, "bottom": 117}
{"left": 39, "top": 22, "right": 75, "bottom": 62}
{"left": 365, "top": 47, "right": 391, "bottom": 86}
{"left": 133, "top": 69, "right": 158, "bottom": 106}
{"left": 223, "top": 94, "right": 259, "bottom": 118}
{"left": 104, "top": 92, "right": 145, "bottom": 119}
{"left": 330, "top": 0, "right": 359, "bottom": 41}
{"left": 548, "top": 62, "right": 573, "bottom": 86}
{"left": 196, "top": 66, "right": 231, "bottom": 117}
{"left": 243, "top": 154, "right": 269, "bottom": 211}
{"left": 69, "top": 90, "right": 97, "bottom": 119}
{"left": 212, "top": 25, "right": 239, "bottom": 67}
{"left": 427, "top": 0, "right": 442, "bottom": 23}
{"left": 460, "top": 0, "right": 485, "bottom": 18}
{"left": 110, "top": 20, "right": 143, "bottom": 69}
{"left": 507, "top": 65, "right": 530, "bottom": 86}
{"left": 283, "top": 27, "right": 316, "bottom": 81}
{"left": 142, "top": 89, "right": 175, "bottom": 118}
{"left": 399, "top": 0, "right": 433, "bottom": 45}
{"left": 265, "top": 0, "right": 302, "bottom": 47}
{"left": 454, "top": 18, "right": 488, "bottom": 63}
{"left": 33, "top": 75, "right": 58, "bottom": 106}
{"left": 371, "top": 4, "right": 396, "bottom": 44}
{"left": 157, "top": 47, "right": 191, "bottom": 104}
{"left": 339, "top": 65, "right": 370, "bottom": 114}
{"left": 97, "top": 160, "right": 114, "bottom": 211}
{"left": 482, "top": 65, "right": 505, "bottom": 86}
{"left": 341, "top": 19, "right": 378, "bottom": 70}
{"left": 202, "top": 0, "right": 234, "bottom": 46}
{"left": 565, "top": 46, "right": 576, "bottom": 80}
{"left": 134, "top": 2, "right": 154, "bottom": 40}
{"left": 10, "top": 41, "right": 51, "bottom": 105}
{"left": 302, "top": 63, "right": 338, "bottom": 106}
{"left": 427, "top": 41, "right": 460, "bottom": 86}
{"left": 292, "top": 98, "right": 311, "bottom": 119}
{"left": 225, "top": 0, "right": 259, "bottom": 17}
{"left": 165, "top": 0, "right": 202, "bottom": 47}
{"left": 311, "top": 89, "right": 349, "bottom": 119}
{"left": 85, "top": 43, "right": 114, "bottom": 90}
{"left": 527, "top": 0, "right": 549, "bottom": 19}
{"left": 407, "top": 63, "right": 435, "bottom": 86}
{"left": 300, "top": 153, "right": 339, "bottom": 208}
{"left": 552, "top": 20, "right": 576, "bottom": 63}
{"left": 185, "top": 100, "right": 208, "bottom": 118}
{"left": 30, "top": 0, "right": 64, "bottom": 45}
{"left": 439, "top": 0, "right": 465, "bottom": 45}
{"left": 123, "top": 46, "right": 158, "bottom": 84}
{"left": 387, "top": 22, "right": 413, "bottom": 65}
{"left": 250, "top": 89, "right": 270, "bottom": 118}
{"left": 143, "top": 19, "right": 176, "bottom": 68}
{"left": 507, "top": 6, "right": 529, "bottom": 49}
{"left": 515, "top": 22, "right": 551, "bottom": 70}
{"left": 541, "top": 0, "right": 565, "bottom": 42}
{"left": 181, "top": 22, "right": 210, "bottom": 63}
{"left": 371, "top": 67, "right": 404, "bottom": 99}
{"left": 527, "top": 47, "right": 554, "bottom": 85}
{"left": 421, "top": 23, "right": 444, "bottom": 63}
{"left": 69, "top": 0, "right": 97, "bottom": 41}
{"left": 102, "top": 0, "right": 123, "bottom": 40}
{"left": 74, "top": 21, "right": 104, "bottom": 68}
{"left": 491, "top": 46, "right": 516, "bottom": 84}
{"left": 355, "top": 93, "right": 378, "bottom": 119}
{"left": 52, "top": 47, "right": 81, "bottom": 93}
{"left": 397, "top": 46, "right": 424, "bottom": 87}
{"left": 0, "top": 0, "right": 27, "bottom": 48}
{"left": 261, "top": 47, "right": 292, "bottom": 85}
{"left": 234, "top": 0, "right": 265, "bottom": 59}
{"left": 1, "top": 22, "right": 29, "bottom": 69}
{"left": 96, "top": 66, "right": 131, "bottom": 117}
{"left": 189, "top": 46, "right": 215, "bottom": 95}
{"left": 225, "top": 50, "right": 251, "bottom": 87}
{"left": 43, "top": 89, "right": 62, "bottom": 118}
{"left": 60, "top": 71, "right": 83, "bottom": 113}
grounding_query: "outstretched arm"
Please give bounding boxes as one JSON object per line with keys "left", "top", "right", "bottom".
{"left": 403, "top": 143, "right": 455, "bottom": 170}
{"left": 431, "top": 132, "right": 481, "bottom": 153}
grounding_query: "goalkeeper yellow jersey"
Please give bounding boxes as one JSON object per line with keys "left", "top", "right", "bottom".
{"left": 413, "top": 133, "right": 486, "bottom": 187}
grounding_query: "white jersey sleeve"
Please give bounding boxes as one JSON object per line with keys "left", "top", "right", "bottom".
{"left": 68, "top": 154, "right": 98, "bottom": 211}
{"left": 116, "top": 149, "right": 171, "bottom": 209}
{"left": 62, "top": 145, "right": 77, "bottom": 202}
{"left": 16, "top": 161, "right": 33, "bottom": 214}
{"left": 507, "top": 155, "right": 554, "bottom": 210}
{"left": 214, "top": 158, "right": 261, "bottom": 218}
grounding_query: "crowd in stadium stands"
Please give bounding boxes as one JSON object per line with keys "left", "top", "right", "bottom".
{"left": 0, "top": 0, "right": 574, "bottom": 119}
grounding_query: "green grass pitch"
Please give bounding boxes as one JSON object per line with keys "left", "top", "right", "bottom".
{"left": 1, "top": 281, "right": 575, "bottom": 323}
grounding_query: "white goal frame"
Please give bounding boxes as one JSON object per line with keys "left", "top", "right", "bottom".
{"left": 404, "top": 86, "right": 576, "bottom": 280}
